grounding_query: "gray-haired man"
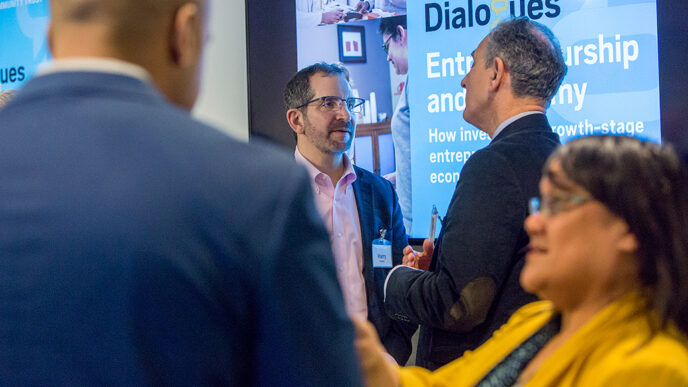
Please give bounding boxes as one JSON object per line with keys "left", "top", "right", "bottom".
{"left": 385, "top": 17, "right": 567, "bottom": 370}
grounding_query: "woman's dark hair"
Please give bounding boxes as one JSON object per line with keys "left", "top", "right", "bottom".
{"left": 546, "top": 135, "right": 688, "bottom": 335}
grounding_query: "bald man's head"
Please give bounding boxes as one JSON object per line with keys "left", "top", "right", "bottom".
{"left": 51, "top": 0, "right": 202, "bottom": 54}
{"left": 49, "top": 0, "right": 208, "bottom": 110}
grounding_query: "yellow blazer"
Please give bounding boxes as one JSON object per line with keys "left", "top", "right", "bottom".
{"left": 400, "top": 294, "right": 688, "bottom": 386}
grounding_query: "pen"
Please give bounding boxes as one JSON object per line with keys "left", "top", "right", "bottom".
{"left": 429, "top": 205, "right": 439, "bottom": 243}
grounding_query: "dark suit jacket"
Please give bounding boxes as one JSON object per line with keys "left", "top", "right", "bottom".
{"left": 385, "top": 114, "right": 560, "bottom": 369}
{"left": 352, "top": 165, "right": 416, "bottom": 364}
{"left": 0, "top": 71, "right": 361, "bottom": 386}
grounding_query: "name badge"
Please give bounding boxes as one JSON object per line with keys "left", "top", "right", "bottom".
{"left": 372, "top": 228, "right": 393, "bottom": 268}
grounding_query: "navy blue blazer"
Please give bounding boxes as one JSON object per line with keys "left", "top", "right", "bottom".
{"left": 385, "top": 114, "right": 560, "bottom": 369}
{"left": 0, "top": 71, "right": 361, "bottom": 386}
{"left": 352, "top": 165, "right": 416, "bottom": 364}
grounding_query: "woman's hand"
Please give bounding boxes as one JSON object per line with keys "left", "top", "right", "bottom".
{"left": 352, "top": 318, "right": 401, "bottom": 387}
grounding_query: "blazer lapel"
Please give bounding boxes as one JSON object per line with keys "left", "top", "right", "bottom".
{"left": 353, "top": 168, "right": 376, "bottom": 303}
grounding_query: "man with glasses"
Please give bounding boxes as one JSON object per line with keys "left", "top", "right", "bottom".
{"left": 379, "top": 16, "right": 412, "bottom": 235}
{"left": 384, "top": 18, "right": 565, "bottom": 370}
{"left": 285, "top": 62, "right": 416, "bottom": 365}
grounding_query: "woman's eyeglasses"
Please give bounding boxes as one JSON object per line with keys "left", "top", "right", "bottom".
{"left": 529, "top": 194, "right": 592, "bottom": 217}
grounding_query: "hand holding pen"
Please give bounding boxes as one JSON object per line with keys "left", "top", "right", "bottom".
{"left": 402, "top": 240, "right": 434, "bottom": 271}
{"left": 402, "top": 205, "right": 440, "bottom": 270}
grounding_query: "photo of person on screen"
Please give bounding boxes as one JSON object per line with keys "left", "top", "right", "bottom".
{"left": 296, "top": 0, "right": 345, "bottom": 26}
{"left": 380, "top": 16, "right": 412, "bottom": 235}
{"left": 356, "top": 0, "right": 406, "bottom": 14}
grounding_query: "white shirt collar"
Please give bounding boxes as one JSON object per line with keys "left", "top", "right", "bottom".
{"left": 37, "top": 57, "right": 151, "bottom": 82}
{"left": 491, "top": 111, "right": 544, "bottom": 141}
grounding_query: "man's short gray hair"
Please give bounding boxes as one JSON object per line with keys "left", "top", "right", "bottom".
{"left": 485, "top": 17, "right": 567, "bottom": 103}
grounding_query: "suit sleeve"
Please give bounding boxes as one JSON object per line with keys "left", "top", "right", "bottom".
{"left": 257, "top": 167, "right": 362, "bottom": 386}
{"left": 384, "top": 149, "right": 526, "bottom": 332}
{"left": 380, "top": 179, "right": 417, "bottom": 364}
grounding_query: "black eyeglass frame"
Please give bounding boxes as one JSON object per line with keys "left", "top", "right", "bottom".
{"left": 295, "top": 96, "right": 366, "bottom": 113}
{"left": 381, "top": 34, "right": 394, "bottom": 54}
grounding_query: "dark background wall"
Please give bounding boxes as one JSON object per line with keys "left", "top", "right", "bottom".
{"left": 245, "top": 0, "right": 297, "bottom": 149}
{"left": 656, "top": 0, "right": 688, "bottom": 163}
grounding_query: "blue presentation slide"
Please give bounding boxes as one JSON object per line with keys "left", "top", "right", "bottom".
{"left": 0, "top": 0, "right": 50, "bottom": 91}
{"left": 408, "top": 0, "right": 660, "bottom": 238}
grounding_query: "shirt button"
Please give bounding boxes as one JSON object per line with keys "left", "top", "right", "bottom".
{"left": 337, "top": 232, "right": 343, "bottom": 238}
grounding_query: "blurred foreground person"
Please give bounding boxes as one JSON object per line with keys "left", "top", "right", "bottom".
{"left": 0, "top": 0, "right": 361, "bottom": 385}
{"left": 356, "top": 135, "right": 688, "bottom": 386}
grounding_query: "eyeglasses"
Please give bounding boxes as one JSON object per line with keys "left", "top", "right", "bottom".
{"left": 296, "top": 96, "right": 366, "bottom": 114}
{"left": 529, "top": 194, "right": 591, "bottom": 217}
{"left": 382, "top": 35, "right": 394, "bottom": 54}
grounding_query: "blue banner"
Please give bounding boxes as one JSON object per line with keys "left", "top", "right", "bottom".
{"left": 0, "top": 0, "right": 50, "bottom": 91}
{"left": 408, "top": 0, "right": 659, "bottom": 238}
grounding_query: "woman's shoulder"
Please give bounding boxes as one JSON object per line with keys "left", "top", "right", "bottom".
{"left": 592, "top": 334, "right": 688, "bottom": 385}
{"left": 582, "top": 314, "right": 688, "bottom": 385}
{"left": 623, "top": 325, "right": 688, "bottom": 368}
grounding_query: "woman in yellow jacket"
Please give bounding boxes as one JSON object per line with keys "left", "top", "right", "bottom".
{"left": 355, "top": 135, "right": 688, "bottom": 386}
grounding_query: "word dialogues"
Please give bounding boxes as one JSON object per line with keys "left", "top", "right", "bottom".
{"left": 1, "top": 66, "right": 26, "bottom": 85}
{"left": 425, "top": 0, "right": 561, "bottom": 32}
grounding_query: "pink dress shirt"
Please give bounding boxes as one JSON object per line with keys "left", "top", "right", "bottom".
{"left": 295, "top": 148, "right": 368, "bottom": 320}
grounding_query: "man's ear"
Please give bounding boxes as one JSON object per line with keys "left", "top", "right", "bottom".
{"left": 488, "top": 56, "right": 507, "bottom": 92}
{"left": 286, "top": 109, "right": 306, "bottom": 135}
{"left": 397, "top": 25, "right": 407, "bottom": 45}
{"left": 170, "top": 2, "right": 201, "bottom": 67}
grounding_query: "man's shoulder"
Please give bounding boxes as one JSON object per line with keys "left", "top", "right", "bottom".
{"left": 13, "top": 73, "right": 304, "bottom": 196}
{"left": 198, "top": 135, "right": 306, "bottom": 195}
{"left": 462, "top": 146, "right": 511, "bottom": 173}
{"left": 353, "top": 165, "right": 393, "bottom": 191}
{"left": 242, "top": 139, "right": 304, "bottom": 177}
{"left": 472, "top": 115, "right": 560, "bottom": 171}
{"left": 117, "top": 98, "right": 299, "bottom": 183}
